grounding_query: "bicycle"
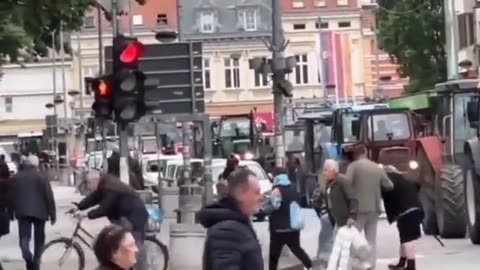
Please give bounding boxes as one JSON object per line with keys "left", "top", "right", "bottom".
{"left": 39, "top": 206, "right": 169, "bottom": 270}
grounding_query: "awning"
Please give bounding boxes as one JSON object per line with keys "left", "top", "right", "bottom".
{"left": 0, "top": 120, "right": 46, "bottom": 137}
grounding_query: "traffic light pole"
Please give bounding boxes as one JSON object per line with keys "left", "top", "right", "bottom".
{"left": 272, "top": 0, "right": 286, "bottom": 168}
{"left": 111, "top": 0, "right": 130, "bottom": 184}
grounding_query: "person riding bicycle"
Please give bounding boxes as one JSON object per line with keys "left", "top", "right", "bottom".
{"left": 75, "top": 170, "right": 148, "bottom": 241}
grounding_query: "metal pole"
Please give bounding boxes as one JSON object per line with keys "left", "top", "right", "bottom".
{"left": 155, "top": 123, "right": 163, "bottom": 209}
{"left": 128, "top": 0, "right": 134, "bottom": 36}
{"left": 181, "top": 122, "right": 191, "bottom": 186}
{"left": 317, "top": 17, "right": 327, "bottom": 99}
{"left": 51, "top": 31, "right": 60, "bottom": 179}
{"left": 176, "top": 0, "right": 184, "bottom": 41}
{"left": 97, "top": 5, "right": 104, "bottom": 75}
{"left": 272, "top": 0, "right": 286, "bottom": 168}
{"left": 77, "top": 32, "right": 84, "bottom": 118}
{"left": 60, "top": 28, "right": 68, "bottom": 120}
{"left": 112, "top": 0, "right": 129, "bottom": 184}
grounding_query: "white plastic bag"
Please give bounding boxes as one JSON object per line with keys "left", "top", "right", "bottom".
{"left": 327, "top": 226, "right": 371, "bottom": 270}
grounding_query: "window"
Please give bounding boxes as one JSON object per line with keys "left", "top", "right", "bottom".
{"left": 253, "top": 57, "right": 269, "bottom": 87}
{"left": 200, "top": 12, "right": 215, "bottom": 33}
{"left": 292, "top": 0, "right": 305, "bottom": 8}
{"left": 367, "top": 113, "right": 411, "bottom": 141}
{"left": 294, "top": 54, "right": 309, "bottom": 85}
{"left": 5, "top": 97, "right": 12, "bottom": 113}
{"left": 157, "top": 14, "right": 168, "bottom": 25}
{"left": 133, "top": 15, "right": 143, "bottom": 26}
{"left": 83, "top": 65, "right": 99, "bottom": 77}
{"left": 458, "top": 13, "right": 475, "bottom": 49}
{"left": 342, "top": 113, "right": 360, "bottom": 142}
{"left": 83, "top": 16, "right": 95, "bottom": 28}
{"left": 453, "top": 94, "right": 477, "bottom": 153}
{"left": 315, "top": 22, "right": 329, "bottom": 29}
{"left": 338, "top": 21, "right": 351, "bottom": 28}
{"left": 203, "top": 59, "right": 211, "bottom": 89}
{"left": 337, "top": 0, "right": 349, "bottom": 6}
{"left": 315, "top": 0, "right": 327, "bottom": 7}
{"left": 293, "top": 24, "right": 306, "bottom": 30}
{"left": 224, "top": 58, "right": 240, "bottom": 88}
{"left": 239, "top": 9, "right": 257, "bottom": 31}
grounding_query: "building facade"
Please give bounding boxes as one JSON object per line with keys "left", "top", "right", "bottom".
{"left": 0, "top": 60, "right": 73, "bottom": 137}
{"left": 282, "top": 0, "right": 407, "bottom": 98}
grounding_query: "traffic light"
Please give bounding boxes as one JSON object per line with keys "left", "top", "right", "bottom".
{"left": 112, "top": 35, "right": 146, "bottom": 123}
{"left": 91, "top": 76, "right": 114, "bottom": 119}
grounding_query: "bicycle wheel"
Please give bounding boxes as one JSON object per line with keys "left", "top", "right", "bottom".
{"left": 144, "top": 236, "right": 169, "bottom": 270}
{"left": 39, "top": 237, "right": 86, "bottom": 270}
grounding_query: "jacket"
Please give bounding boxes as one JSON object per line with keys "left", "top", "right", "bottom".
{"left": 10, "top": 166, "right": 56, "bottom": 221}
{"left": 325, "top": 174, "right": 358, "bottom": 227}
{"left": 345, "top": 158, "right": 394, "bottom": 213}
{"left": 269, "top": 174, "right": 302, "bottom": 232}
{"left": 199, "top": 197, "right": 264, "bottom": 270}
{"left": 0, "top": 177, "right": 12, "bottom": 237}
{"left": 327, "top": 226, "right": 371, "bottom": 270}
{"left": 382, "top": 172, "right": 424, "bottom": 224}
{"left": 77, "top": 174, "right": 148, "bottom": 232}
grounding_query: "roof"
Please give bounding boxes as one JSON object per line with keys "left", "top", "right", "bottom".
{"left": 388, "top": 93, "right": 430, "bottom": 111}
{"left": 298, "top": 110, "right": 333, "bottom": 120}
{"left": 435, "top": 79, "right": 480, "bottom": 92}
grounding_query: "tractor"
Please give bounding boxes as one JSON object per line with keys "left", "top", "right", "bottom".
{"left": 387, "top": 79, "right": 480, "bottom": 239}
{"left": 211, "top": 111, "right": 264, "bottom": 161}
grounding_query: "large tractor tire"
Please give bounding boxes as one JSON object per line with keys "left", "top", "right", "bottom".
{"left": 465, "top": 167, "right": 480, "bottom": 244}
{"left": 435, "top": 164, "right": 467, "bottom": 238}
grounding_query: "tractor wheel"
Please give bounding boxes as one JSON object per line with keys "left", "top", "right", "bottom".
{"left": 465, "top": 167, "right": 480, "bottom": 244}
{"left": 417, "top": 148, "right": 437, "bottom": 235}
{"left": 435, "top": 164, "right": 467, "bottom": 238}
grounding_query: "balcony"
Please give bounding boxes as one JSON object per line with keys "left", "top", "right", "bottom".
{"left": 361, "top": 0, "right": 378, "bottom": 10}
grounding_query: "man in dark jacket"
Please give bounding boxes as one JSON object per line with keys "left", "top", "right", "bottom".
{"left": 107, "top": 151, "right": 145, "bottom": 190}
{"left": 382, "top": 166, "right": 424, "bottom": 270}
{"left": 77, "top": 170, "right": 148, "bottom": 270}
{"left": 10, "top": 155, "right": 56, "bottom": 270}
{"left": 198, "top": 168, "right": 264, "bottom": 270}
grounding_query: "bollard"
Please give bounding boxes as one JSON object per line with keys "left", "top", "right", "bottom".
{"left": 177, "top": 184, "right": 203, "bottom": 224}
{"left": 162, "top": 186, "right": 180, "bottom": 219}
{"left": 169, "top": 223, "right": 206, "bottom": 269}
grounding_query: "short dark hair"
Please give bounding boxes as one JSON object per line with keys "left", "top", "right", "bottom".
{"left": 93, "top": 225, "right": 129, "bottom": 265}
{"left": 228, "top": 167, "right": 256, "bottom": 196}
{"left": 352, "top": 145, "right": 367, "bottom": 160}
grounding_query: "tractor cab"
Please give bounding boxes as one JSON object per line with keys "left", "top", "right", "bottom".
{"left": 212, "top": 111, "right": 261, "bottom": 160}
{"left": 300, "top": 110, "right": 334, "bottom": 175}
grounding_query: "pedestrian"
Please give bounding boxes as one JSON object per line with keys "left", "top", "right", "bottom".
{"left": 107, "top": 151, "right": 145, "bottom": 190}
{"left": 94, "top": 224, "right": 139, "bottom": 270}
{"left": 314, "top": 159, "right": 358, "bottom": 267}
{"left": 382, "top": 166, "right": 424, "bottom": 270}
{"left": 268, "top": 167, "right": 312, "bottom": 270}
{"left": 0, "top": 156, "right": 12, "bottom": 270}
{"left": 216, "top": 154, "right": 239, "bottom": 199}
{"left": 198, "top": 167, "right": 264, "bottom": 270}
{"left": 345, "top": 146, "right": 394, "bottom": 269}
{"left": 9, "top": 155, "right": 56, "bottom": 270}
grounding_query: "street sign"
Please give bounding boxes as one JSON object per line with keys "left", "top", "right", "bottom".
{"left": 105, "top": 42, "right": 205, "bottom": 115}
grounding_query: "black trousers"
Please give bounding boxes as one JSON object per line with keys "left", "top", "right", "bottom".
{"left": 18, "top": 217, "right": 46, "bottom": 270}
{"left": 269, "top": 230, "right": 312, "bottom": 270}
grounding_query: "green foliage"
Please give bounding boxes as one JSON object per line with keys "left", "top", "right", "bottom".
{"left": 377, "top": 0, "right": 446, "bottom": 93}
{"left": 0, "top": 0, "right": 94, "bottom": 61}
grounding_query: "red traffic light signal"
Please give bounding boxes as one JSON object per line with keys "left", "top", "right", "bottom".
{"left": 91, "top": 76, "right": 114, "bottom": 119}
{"left": 120, "top": 41, "right": 144, "bottom": 64}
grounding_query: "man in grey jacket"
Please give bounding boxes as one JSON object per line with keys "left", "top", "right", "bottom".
{"left": 346, "top": 146, "right": 394, "bottom": 269}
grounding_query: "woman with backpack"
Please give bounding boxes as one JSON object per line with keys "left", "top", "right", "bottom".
{"left": 269, "top": 167, "right": 312, "bottom": 270}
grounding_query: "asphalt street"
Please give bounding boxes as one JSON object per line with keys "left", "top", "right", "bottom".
{"left": 1, "top": 183, "right": 479, "bottom": 270}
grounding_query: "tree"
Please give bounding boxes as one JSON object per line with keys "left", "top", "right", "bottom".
{"left": 0, "top": 0, "right": 146, "bottom": 62}
{"left": 377, "top": 0, "right": 446, "bottom": 93}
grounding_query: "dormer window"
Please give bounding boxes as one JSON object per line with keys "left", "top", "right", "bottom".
{"left": 200, "top": 11, "right": 215, "bottom": 33}
{"left": 238, "top": 9, "right": 257, "bottom": 31}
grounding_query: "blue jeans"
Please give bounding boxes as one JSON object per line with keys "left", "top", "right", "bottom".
{"left": 317, "top": 214, "right": 335, "bottom": 264}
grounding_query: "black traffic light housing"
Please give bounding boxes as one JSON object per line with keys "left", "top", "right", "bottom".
{"left": 91, "top": 75, "right": 114, "bottom": 119}
{"left": 112, "top": 35, "right": 146, "bottom": 124}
